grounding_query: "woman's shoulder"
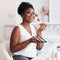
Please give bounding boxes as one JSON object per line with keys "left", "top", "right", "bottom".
{"left": 12, "top": 26, "right": 20, "bottom": 32}
{"left": 13, "top": 24, "right": 23, "bottom": 31}
{"left": 14, "top": 26, "right": 19, "bottom": 29}
{"left": 30, "top": 24, "right": 35, "bottom": 27}
{"left": 30, "top": 24, "right": 37, "bottom": 30}
{"left": 14, "top": 24, "right": 22, "bottom": 29}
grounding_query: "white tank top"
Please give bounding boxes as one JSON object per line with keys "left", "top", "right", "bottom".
{"left": 13, "top": 24, "right": 37, "bottom": 58}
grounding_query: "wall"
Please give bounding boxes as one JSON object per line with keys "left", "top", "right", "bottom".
{"left": 50, "top": 0, "right": 60, "bottom": 22}
{"left": 0, "top": 0, "right": 17, "bottom": 40}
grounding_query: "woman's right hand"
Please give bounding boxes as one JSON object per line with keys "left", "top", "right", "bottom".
{"left": 29, "top": 37, "right": 40, "bottom": 43}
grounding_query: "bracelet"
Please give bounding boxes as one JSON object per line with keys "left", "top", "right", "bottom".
{"left": 33, "top": 36, "right": 47, "bottom": 43}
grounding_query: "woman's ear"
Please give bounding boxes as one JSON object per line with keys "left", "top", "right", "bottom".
{"left": 21, "top": 13, "right": 24, "bottom": 17}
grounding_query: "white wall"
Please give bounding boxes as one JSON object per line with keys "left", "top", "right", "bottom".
{"left": 50, "top": 0, "right": 60, "bottom": 22}
{"left": 0, "top": 0, "right": 17, "bottom": 40}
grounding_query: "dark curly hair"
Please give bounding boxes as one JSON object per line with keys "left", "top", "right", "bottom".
{"left": 17, "top": 2, "right": 34, "bottom": 16}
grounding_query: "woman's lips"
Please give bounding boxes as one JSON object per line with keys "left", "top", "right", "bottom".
{"left": 29, "top": 17, "right": 33, "bottom": 19}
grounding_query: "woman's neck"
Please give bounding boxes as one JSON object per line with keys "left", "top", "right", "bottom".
{"left": 21, "top": 21, "right": 31, "bottom": 27}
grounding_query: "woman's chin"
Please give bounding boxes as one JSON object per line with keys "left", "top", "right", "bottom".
{"left": 27, "top": 19, "right": 34, "bottom": 23}
{"left": 29, "top": 19, "right": 34, "bottom": 22}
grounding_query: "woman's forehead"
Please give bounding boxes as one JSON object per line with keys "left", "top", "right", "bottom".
{"left": 24, "top": 8, "right": 34, "bottom": 12}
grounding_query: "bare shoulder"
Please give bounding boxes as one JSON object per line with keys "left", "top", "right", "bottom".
{"left": 12, "top": 26, "right": 20, "bottom": 34}
{"left": 13, "top": 26, "right": 20, "bottom": 32}
{"left": 11, "top": 26, "right": 20, "bottom": 39}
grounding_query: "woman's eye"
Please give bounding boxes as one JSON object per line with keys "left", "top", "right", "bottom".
{"left": 32, "top": 12, "right": 35, "bottom": 14}
{"left": 26, "top": 11, "right": 35, "bottom": 15}
{"left": 26, "top": 12, "right": 30, "bottom": 14}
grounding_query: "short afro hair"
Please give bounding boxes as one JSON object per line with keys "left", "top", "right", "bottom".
{"left": 17, "top": 2, "right": 34, "bottom": 15}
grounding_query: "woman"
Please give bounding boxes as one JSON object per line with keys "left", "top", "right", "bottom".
{"left": 10, "top": 2, "right": 46, "bottom": 60}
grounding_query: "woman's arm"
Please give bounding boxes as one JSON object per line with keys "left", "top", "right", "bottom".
{"left": 10, "top": 26, "right": 38, "bottom": 53}
{"left": 36, "top": 31, "right": 44, "bottom": 50}
{"left": 10, "top": 26, "right": 32, "bottom": 53}
{"left": 36, "top": 23, "right": 47, "bottom": 50}
{"left": 37, "top": 23, "right": 47, "bottom": 36}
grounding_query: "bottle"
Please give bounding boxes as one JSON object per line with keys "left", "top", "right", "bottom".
{"left": 51, "top": 51, "right": 56, "bottom": 60}
{"left": 56, "top": 46, "right": 60, "bottom": 60}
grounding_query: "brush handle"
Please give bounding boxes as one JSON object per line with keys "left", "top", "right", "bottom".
{"left": 34, "top": 36, "right": 47, "bottom": 43}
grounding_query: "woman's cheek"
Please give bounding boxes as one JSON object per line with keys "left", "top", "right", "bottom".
{"left": 33, "top": 16, "right": 35, "bottom": 19}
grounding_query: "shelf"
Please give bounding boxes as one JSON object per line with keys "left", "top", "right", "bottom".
{"left": 31, "top": 22, "right": 60, "bottom": 25}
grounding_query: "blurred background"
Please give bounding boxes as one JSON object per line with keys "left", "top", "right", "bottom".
{"left": 0, "top": 0, "right": 60, "bottom": 60}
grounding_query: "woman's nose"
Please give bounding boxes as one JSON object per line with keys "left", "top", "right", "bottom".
{"left": 30, "top": 13, "right": 35, "bottom": 17}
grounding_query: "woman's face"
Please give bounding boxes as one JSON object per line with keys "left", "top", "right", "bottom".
{"left": 22, "top": 8, "right": 35, "bottom": 23}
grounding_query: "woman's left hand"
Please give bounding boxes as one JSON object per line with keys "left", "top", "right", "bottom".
{"left": 37, "top": 23, "right": 47, "bottom": 36}
{"left": 36, "top": 42, "right": 44, "bottom": 50}
{"left": 39, "top": 23, "right": 47, "bottom": 31}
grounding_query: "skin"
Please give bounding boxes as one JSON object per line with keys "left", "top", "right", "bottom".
{"left": 37, "top": 23, "right": 47, "bottom": 36}
{"left": 37, "top": 23, "right": 47, "bottom": 50}
{"left": 10, "top": 8, "right": 47, "bottom": 53}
